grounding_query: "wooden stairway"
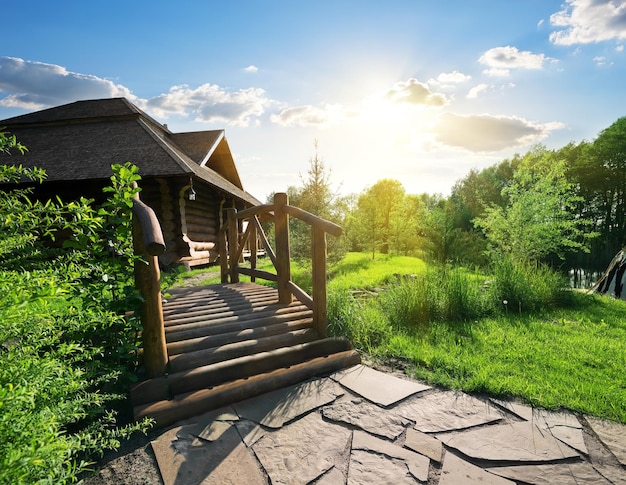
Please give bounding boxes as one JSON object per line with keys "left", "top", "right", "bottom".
{"left": 131, "top": 282, "right": 360, "bottom": 427}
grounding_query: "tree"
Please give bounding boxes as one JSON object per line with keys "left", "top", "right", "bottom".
{"left": 285, "top": 141, "right": 346, "bottom": 264}
{"left": 350, "top": 179, "right": 406, "bottom": 258}
{"left": 474, "top": 146, "right": 595, "bottom": 263}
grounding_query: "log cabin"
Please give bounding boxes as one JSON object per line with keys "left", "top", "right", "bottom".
{"left": 0, "top": 98, "right": 261, "bottom": 267}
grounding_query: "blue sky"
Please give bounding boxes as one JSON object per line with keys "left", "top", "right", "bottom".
{"left": 2, "top": 1, "right": 626, "bottom": 200}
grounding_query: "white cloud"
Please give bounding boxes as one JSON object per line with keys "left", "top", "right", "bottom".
{"left": 142, "top": 83, "right": 271, "bottom": 126}
{"left": 270, "top": 103, "right": 347, "bottom": 127}
{"left": 244, "top": 65, "right": 259, "bottom": 73}
{"left": 466, "top": 83, "right": 490, "bottom": 99}
{"left": 434, "top": 113, "right": 564, "bottom": 152}
{"left": 593, "top": 55, "right": 613, "bottom": 65}
{"left": 429, "top": 70, "right": 471, "bottom": 87}
{"left": 0, "top": 57, "right": 273, "bottom": 127}
{"left": 550, "top": 0, "right": 626, "bottom": 45}
{"left": 384, "top": 78, "right": 449, "bottom": 106}
{"left": 0, "top": 56, "right": 135, "bottom": 109}
{"left": 479, "top": 46, "right": 551, "bottom": 77}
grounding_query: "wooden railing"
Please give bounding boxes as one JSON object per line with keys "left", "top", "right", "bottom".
{"left": 219, "top": 192, "right": 342, "bottom": 338}
{"left": 131, "top": 185, "right": 168, "bottom": 378}
{"left": 132, "top": 190, "right": 341, "bottom": 378}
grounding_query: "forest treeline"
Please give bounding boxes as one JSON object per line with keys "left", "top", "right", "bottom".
{"left": 283, "top": 118, "right": 626, "bottom": 281}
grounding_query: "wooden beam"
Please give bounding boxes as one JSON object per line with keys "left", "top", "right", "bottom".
{"left": 273, "top": 193, "right": 292, "bottom": 304}
{"left": 312, "top": 226, "right": 328, "bottom": 337}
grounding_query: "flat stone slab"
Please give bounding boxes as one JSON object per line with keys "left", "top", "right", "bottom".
{"left": 404, "top": 428, "right": 443, "bottom": 463}
{"left": 322, "top": 398, "right": 412, "bottom": 439}
{"left": 331, "top": 364, "right": 430, "bottom": 407}
{"left": 176, "top": 408, "right": 239, "bottom": 444}
{"left": 438, "top": 421, "right": 581, "bottom": 462}
{"left": 252, "top": 411, "right": 351, "bottom": 484}
{"left": 348, "top": 449, "right": 420, "bottom": 484}
{"left": 352, "top": 430, "right": 430, "bottom": 482}
{"left": 487, "top": 462, "right": 610, "bottom": 484}
{"left": 316, "top": 467, "right": 345, "bottom": 484}
{"left": 439, "top": 453, "right": 514, "bottom": 485}
{"left": 586, "top": 416, "right": 626, "bottom": 465}
{"left": 593, "top": 463, "right": 626, "bottom": 484}
{"left": 491, "top": 399, "right": 582, "bottom": 429}
{"left": 489, "top": 400, "right": 587, "bottom": 454}
{"left": 233, "top": 377, "right": 343, "bottom": 428}
{"left": 394, "top": 390, "right": 504, "bottom": 432}
{"left": 151, "top": 423, "right": 265, "bottom": 485}
{"left": 547, "top": 424, "right": 587, "bottom": 455}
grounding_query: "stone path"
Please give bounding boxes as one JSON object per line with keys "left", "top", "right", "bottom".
{"left": 129, "top": 365, "right": 626, "bottom": 484}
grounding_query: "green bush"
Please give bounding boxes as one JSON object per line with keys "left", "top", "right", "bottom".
{"left": 0, "top": 161, "right": 151, "bottom": 484}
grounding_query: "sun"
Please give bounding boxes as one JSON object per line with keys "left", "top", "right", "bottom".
{"left": 355, "top": 95, "right": 439, "bottom": 155}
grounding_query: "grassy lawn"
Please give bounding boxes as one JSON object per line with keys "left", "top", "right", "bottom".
{"left": 385, "top": 294, "right": 626, "bottom": 422}
{"left": 325, "top": 253, "right": 626, "bottom": 423}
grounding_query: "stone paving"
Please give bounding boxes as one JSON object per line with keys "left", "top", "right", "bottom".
{"left": 149, "top": 364, "right": 626, "bottom": 484}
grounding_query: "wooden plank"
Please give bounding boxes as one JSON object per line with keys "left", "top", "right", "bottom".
{"left": 286, "top": 281, "right": 313, "bottom": 309}
{"left": 312, "top": 226, "right": 328, "bottom": 337}
{"left": 166, "top": 317, "right": 314, "bottom": 355}
{"left": 284, "top": 205, "right": 342, "bottom": 237}
{"left": 167, "top": 328, "right": 319, "bottom": 373}
{"left": 236, "top": 267, "right": 278, "bottom": 282}
{"left": 164, "top": 306, "right": 313, "bottom": 341}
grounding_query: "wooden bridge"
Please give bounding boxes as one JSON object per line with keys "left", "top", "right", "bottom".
{"left": 129, "top": 191, "right": 360, "bottom": 427}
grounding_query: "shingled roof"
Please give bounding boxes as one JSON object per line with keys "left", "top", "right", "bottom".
{"left": 0, "top": 98, "right": 260, "bottom": 205}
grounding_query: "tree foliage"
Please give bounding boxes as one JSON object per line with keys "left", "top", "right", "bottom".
{"left": 474, "top": 146, "right": 595, "bottom": 263}
{"left": 285, "top": 141, "right": 347, "bottom": 265}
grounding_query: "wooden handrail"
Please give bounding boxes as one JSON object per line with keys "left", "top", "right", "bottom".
{"left": 131, "top": 183, "right": 168, "bottom": 378}
{"left": 223, "top": 192, "right": 341, "bottom": 337}
{"left": 132, "top": 197, "right": 166, "bottom": 256}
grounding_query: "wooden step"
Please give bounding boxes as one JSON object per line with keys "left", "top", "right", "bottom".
{"left": 134, "top": 350, "right": 361, "bottom": 428}
{"left": 163, "top": 301, "right": 309, "bottom": 328}
{"left": 168, "top": 327, "right": 319, "bottom": 373}
{"left": 162, "top": 293, "right": 279, "bottom": 320}
{"left": 165, "top": 307, "right": 313, "bottom": 343}
{"left": 131, "top": 337, "right": 352, "bottom": 406}
{"left": 166, "top": 317, "right": 314, "bottom": 355}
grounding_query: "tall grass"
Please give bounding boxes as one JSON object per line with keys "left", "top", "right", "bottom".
{"left": 328, "top": 257, "right": 575, "bottom": 362}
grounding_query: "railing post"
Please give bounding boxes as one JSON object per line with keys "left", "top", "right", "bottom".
{"left": 249, "top": 218, "right": 258, "bottom": 283}
{"left": 312, "top": 226, "right": 328, "bottom": 337}
{"left": 274, "top": 192, "right": 292, "bottom": 304}
{"left": 133, "top": 216, "right": 168, "bottom": 378}
{"left": 226, "top": 207, "right": 240, "bottom": 283}
{"left": 219, "top": 225, "right": 229, "bottom": 283}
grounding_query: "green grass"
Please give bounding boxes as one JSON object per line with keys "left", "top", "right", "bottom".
{"left": 384, "top": 293, "right": 626, "bottom": 422}
{"left": 324, "top": 253, "right": 626, "bottom": 423}
{"left": 328, "top": 252, "right": 427, "bottom": 291}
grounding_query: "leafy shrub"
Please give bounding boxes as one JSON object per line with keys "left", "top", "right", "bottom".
{"left": 0, "top": 159, "right": 151, "bottom": 484}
